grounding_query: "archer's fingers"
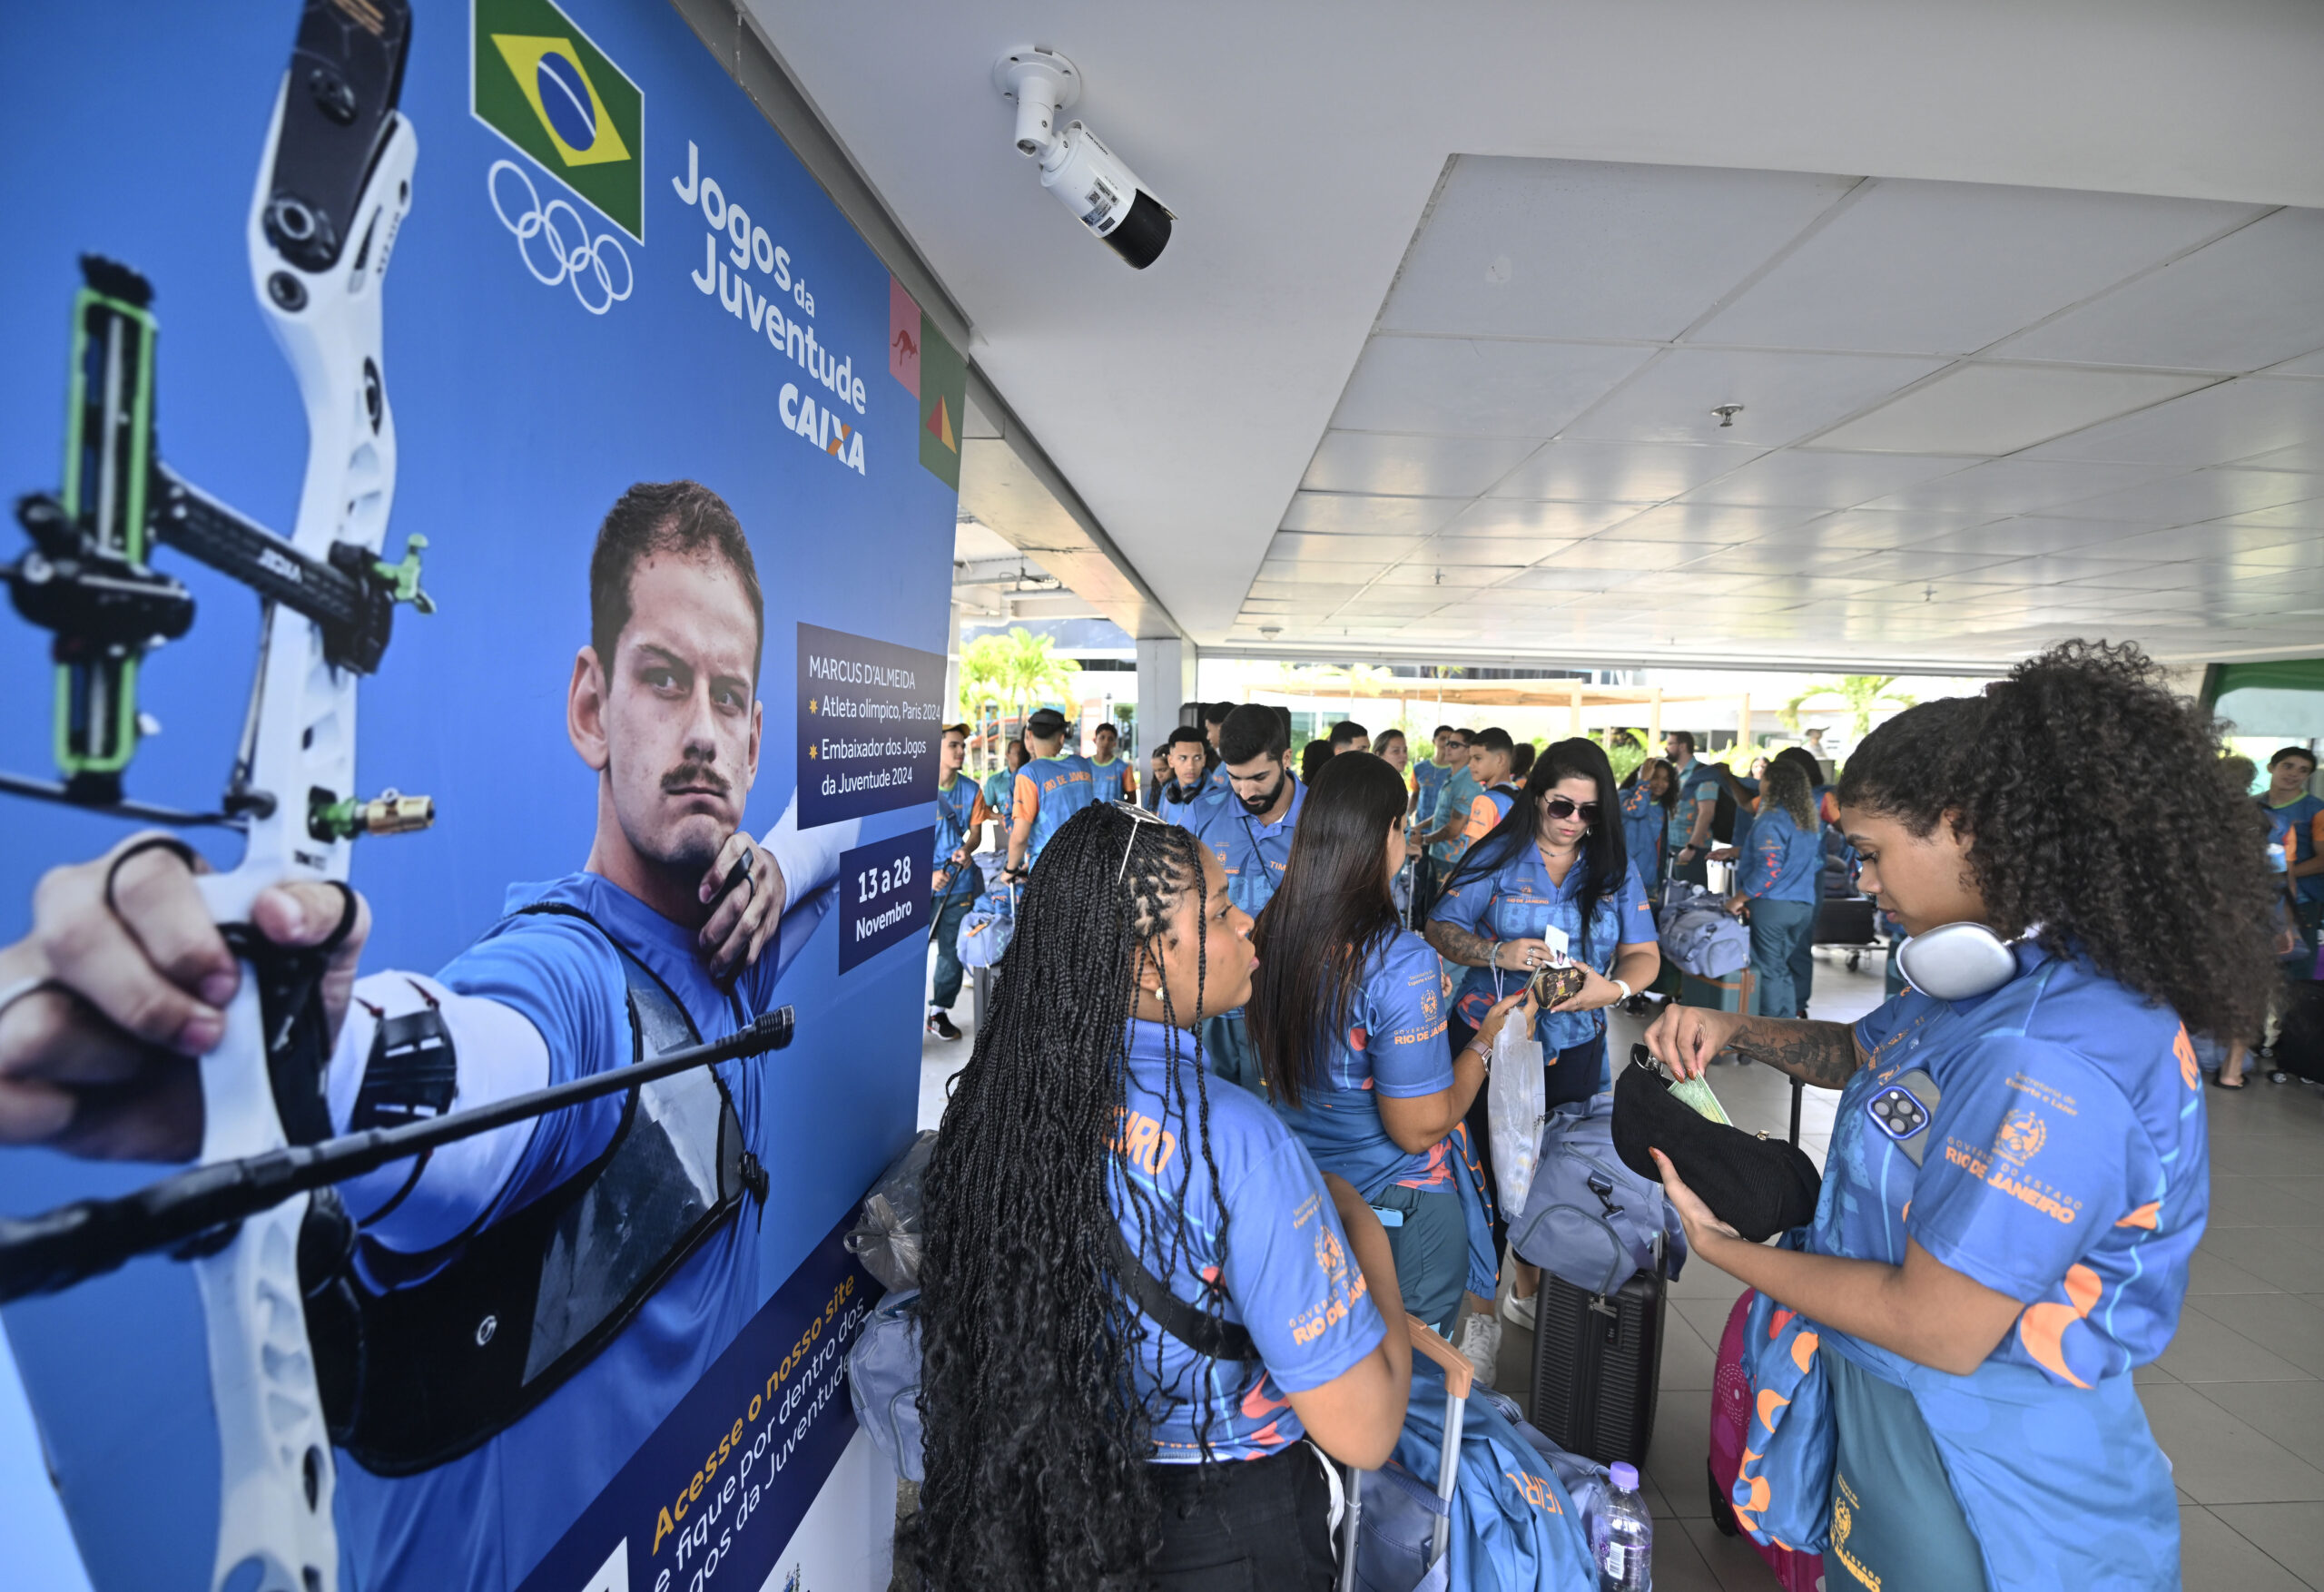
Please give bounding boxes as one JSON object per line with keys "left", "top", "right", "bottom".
{"left": 698, "top": 832, "right": 757, "bottom": 906}
{"left": 104, "top": 840, "right": 236, "bottom": 1009}
{"left": 29, "top": 849, "right": 224, "bottom": 1055}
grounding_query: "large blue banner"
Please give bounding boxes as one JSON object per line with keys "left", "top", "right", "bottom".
{"left": 0, "top": 2, "right": 950, "bottom": 1587}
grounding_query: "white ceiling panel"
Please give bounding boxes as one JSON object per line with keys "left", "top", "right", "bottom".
{"left": 2186, "top": 497, "right": 2324, "bottom": 531}
{"left": 1279, "top": 493, "right": 1471, "bottom": 536}
{"left": 1302, "top": 431, "right": 1544, "bottom": 496}
{"left": 1528, "top": 536, "right": 1716, "bottom": 572}
{"left": 2033, "top": 519, "right": 2316, "bottom": 561}
{"left": 1498, "top": 565, "right": 1654, "bottom": 594}
{"left": 1809, "top": 365, "right": 2217, "bottom": 454}
{"left": 1675, "top": 449, "right": 1974, "bottom": 508}
{"left": 2230, "top": 443, "right": 2324, "bottom": 473}
{"left": 2021, "top": 376, "right": 2324, "bottom": 466}
{"left": 1670, "top": 545, "right": 1837, "bottom": 577}
{"left": 2043, "top": 468, "right": 2324, "bottom": 525}
{"left": 1487, "top": 440, "right": 1760, "bottom": 501}
{"left": 1694, "top": 179, "right": 2260, "bottom": 355}
{"left": 1418, "top": 535, "right": 1585, "bottom": 565}
{"left": 1441, "top": 498, "right": 1660, "bottom": 538}
{"left": 1266, "top": 531, "right": 1430, "bottom": 564}
{"left": 1822, "top": 548, "right": 2031, "bottom": 581}
{"left": 2268, "top": 350, "right": 2324, "bottom": 375}
{"left": 1611, "top": 502, "right": 1830, "bottom": 543}
{"left": 1331, "top": 337, "right": 1655, "bottom": 436}
{"left": 1857, "top": 457, "right": 2185, "bottom": 515}
{"left": 1564, "top": 349, "right": 1949, "bottom": 447}
{"left": 1996, "top": 210, "right": 2324, "bottom": 373}
{"left": 1257, "top": 557, "right": 1391, "bottom": 584}
{"left": 1795, "top": 510, "right": 2004, "bottom": 550}
{"left": 1379, "top": 159, "right": 1855, "bottom": 340}
{"left": 1905, "top": 518, "right": 2133, "bottom": 557}
{"left": 1374, "top": 563, "right": 1521, "bottom": 587}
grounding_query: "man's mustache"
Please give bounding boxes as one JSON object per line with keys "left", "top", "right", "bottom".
{"left": 661, "top": 762, "right": 732, "bottom": 796}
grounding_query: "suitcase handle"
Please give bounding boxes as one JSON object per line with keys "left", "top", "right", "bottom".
{"left": 1405, "top": 1314, "right": 1473, "bottom": 1401}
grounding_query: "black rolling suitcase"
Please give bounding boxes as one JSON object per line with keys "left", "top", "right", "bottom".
{"left": 2270, "top": 978, "right": 2324, "bottom": 1086}
{"left": 1527, "top": 1242, "right": 1667, "bottom": 1468}
{"left": 1814, "top": 895, "right": 1877, "bottom": 948}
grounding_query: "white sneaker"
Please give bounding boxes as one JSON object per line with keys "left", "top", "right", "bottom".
{"left": 1501, "top": 1289, "right": 1538, "bottom": 1332}
{"left": 1455, "top": 1309, "right": 1502, "bottom": 1388}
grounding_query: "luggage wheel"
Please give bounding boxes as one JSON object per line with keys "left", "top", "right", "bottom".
{"left": 1846, "top": 950, "right": 1862, "bottom": 971}
{"left": 1708, "top": 1459, "right": 1740, "bottom": 1537}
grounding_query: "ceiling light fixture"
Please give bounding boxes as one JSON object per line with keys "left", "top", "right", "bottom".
{"left": 1710, "top": 404, "right": 1745, "bottom": 428}
{"left": 993, "top": 46, "right": 1174, "bottom": 269}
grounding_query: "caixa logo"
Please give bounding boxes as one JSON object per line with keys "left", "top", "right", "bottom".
{"left": 781, "top": 382, "right": 867, "bottom": 476}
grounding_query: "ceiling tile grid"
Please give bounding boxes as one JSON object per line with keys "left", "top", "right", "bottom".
{"left": 1246, "top": 156, "right": 2324, "bottom": 663}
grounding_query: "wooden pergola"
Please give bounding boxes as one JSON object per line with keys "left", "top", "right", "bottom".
{"left": 1255, "top": 678, "right": 1760, "bottom": 744}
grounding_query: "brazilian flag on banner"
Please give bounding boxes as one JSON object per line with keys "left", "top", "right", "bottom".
{"left": 472, "top": 0, "right": 645, "bottom": 241}
{"left": 916, "top": 321, "right": 967, "bottom": 491}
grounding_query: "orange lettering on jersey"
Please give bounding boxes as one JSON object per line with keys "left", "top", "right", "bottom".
{"left": 2174, "top": 1027, "right": 2200, "bottom": 1091}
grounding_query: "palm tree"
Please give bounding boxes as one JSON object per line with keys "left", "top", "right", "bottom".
{"left": 957, "top": 634, "right": 1012, "bottom": 771}
{"left": 993, "top": 626, "right": 1081, "bottom": 745}
{"left": 1781, "top": 675, "right": 1917, "bottom": 739}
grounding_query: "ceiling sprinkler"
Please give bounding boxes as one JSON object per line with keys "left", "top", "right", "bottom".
{"left": 1710, "top": 404, "right": 1745, "bottom": 428}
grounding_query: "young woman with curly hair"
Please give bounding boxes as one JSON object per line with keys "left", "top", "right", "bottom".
{"left": 907, "top": 802, "right": 1412, "bottom": 1591}
{"left": 1645, "top": 641, "right": 2278, "bottom": 1592}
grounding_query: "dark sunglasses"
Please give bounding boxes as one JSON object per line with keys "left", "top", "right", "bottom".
{"left": 1542, "top": 795, "right": 1600, "bottom": 821}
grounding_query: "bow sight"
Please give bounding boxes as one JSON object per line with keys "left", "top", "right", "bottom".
{"left": 2, "top": 255, "right": 436, "bottom": 832}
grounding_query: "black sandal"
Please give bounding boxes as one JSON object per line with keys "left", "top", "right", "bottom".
{"left": 2210, "top": 1071, "right": 2247, "bottom": 1089}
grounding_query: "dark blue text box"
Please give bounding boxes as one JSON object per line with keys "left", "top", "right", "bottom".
{"left": 837, "top": 828, "right": 933, "bottom": 975}
{"left": 798, "top": 623, "right": 944, "bottom": 830}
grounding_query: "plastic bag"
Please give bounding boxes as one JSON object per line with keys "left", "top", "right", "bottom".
{"left": 1488, "top": 1006, "right": 1546, "bottom": 1214}
{"left": 843, "top": 1130, "right": 936, "bottom": 1291}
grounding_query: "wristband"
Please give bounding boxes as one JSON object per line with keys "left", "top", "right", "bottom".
{"left": 1612, "top": 978, "right": 1633, "bottom": 1002}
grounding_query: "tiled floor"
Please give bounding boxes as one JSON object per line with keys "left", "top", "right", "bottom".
{"left": 919, "top": 939, "right": 2324, "bottom": 1587}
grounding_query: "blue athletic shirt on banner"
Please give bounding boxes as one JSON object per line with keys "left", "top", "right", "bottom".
{"left": 1432, "top": 849, "right": 1655, "bottom": 1050}
{"left": 337, "top": 872, "right": 782, "bottom": 1586}
{"left": 1014, "top": 754, "right": 1097, "bottom": 866}
{"left": 1194, "top": 780, "right": 1307, "bottom": 919}
{"left": 1111, "top": 1019, "right": 1386, "bottom": 1462}
{"left": 1742, "top": 807, "right": 1819, "bottom": 903}
{"left": 1752, "top": 945, "right": 2203, "bottom": 1591}
{"left": 1270, "top": 930, "right": 1456, "bottom": 1193}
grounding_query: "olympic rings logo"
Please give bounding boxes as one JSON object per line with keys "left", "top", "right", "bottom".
{"left": 487, "top": 159, "right": 634, "bottom": 316}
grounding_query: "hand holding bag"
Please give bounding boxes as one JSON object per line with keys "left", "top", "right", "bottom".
{"left": 1610, "top": 1046, "right": 1820, "bottom": 1243}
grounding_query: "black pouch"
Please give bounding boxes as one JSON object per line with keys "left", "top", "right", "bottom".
{"left": 1610, "top": 1047, "right": 1820, "bottom": 1243}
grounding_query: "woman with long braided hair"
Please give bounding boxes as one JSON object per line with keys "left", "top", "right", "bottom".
{"left": 909, "top": 802, "right": 1412, "bottom": 1590}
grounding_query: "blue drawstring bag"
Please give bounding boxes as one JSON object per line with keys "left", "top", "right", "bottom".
{"left": 957, "top": 883, "right": 1016, "bottom": 969}
{"left": 846, "top": 1289, "right": 925, "bottom": 1484}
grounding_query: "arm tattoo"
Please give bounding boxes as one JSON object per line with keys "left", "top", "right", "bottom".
{"left": 1425, "top": 919, "right": 1498, "bottom": 969}
{"left": 1724, "top": 1017, "right": 1864, "bottom": 1088}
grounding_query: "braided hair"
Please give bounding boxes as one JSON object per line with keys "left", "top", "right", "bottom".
{"left": 1837, "top": 640, "right": 2279, "bottom": 1041}
{"left": 908, "top": 802, "right": 1232, "bottom": 1591}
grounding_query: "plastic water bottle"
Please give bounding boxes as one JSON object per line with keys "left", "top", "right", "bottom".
{"left": 1594, "top": 1460, "right": 1652, "bottom": 1590}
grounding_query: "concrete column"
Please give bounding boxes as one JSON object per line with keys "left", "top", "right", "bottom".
{"left": 1135, "top": 636, "right": 1197, "bottom": 762}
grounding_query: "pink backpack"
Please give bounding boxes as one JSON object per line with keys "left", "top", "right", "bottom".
{"left": 1709, "top": 1289, "right": 1827, "bottom": 1592}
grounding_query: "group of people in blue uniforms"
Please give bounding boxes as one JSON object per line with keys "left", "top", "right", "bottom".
{"left": 901, "top": 643, "right": 2279, "bottom": 1590}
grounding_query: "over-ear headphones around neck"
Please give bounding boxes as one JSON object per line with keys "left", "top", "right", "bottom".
{"left": 1894, "top": 920, "right": 2020, "bottom": 1000}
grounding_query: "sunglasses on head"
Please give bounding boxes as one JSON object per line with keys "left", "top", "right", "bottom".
{"left": 1542, "top": 795, "right": 1600, "bottom": 821}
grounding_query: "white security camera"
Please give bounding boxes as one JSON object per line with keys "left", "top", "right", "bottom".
{"left": 993, "top": 47, "right": 1173, "bottom": 270}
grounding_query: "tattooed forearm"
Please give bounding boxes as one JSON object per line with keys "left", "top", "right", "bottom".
{"left": 1425, "top": 920, "right": 1500, "bottom": 969}
{"left": 1724, "top": 1017, "right": 1865, "bottom": 1088}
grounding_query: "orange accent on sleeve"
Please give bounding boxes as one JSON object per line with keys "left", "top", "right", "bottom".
{"left": 2015, "top": 1262, "right": 2103, "bottom": 1390}
{"left": 968, "top": 791, "right": 991, "bottom": 828}
{"left": 1013, "top": 771, "right": 1037, "bottom": 818}
{"left": 1465, "top": 793, "right": 1497, "bottom": 840}
{"left": 2116, "top": 1202, "right": 2161, "bottom": 1231}
{"left": 1121, "top": 768, "right": 1137, "bottom": 801}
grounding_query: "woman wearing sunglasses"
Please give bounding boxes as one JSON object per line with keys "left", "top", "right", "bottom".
{"left": 1427, "top": 737, "right": 1661, "bottom": 1147}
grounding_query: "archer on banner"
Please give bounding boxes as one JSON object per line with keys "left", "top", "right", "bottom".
{"left": 0, "top": 2, "right": 950, "bottom": 1588}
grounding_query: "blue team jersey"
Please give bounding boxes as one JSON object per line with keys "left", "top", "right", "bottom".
{"left": 1014, "top": 754, "right": 1097, "bottom": 865}
{"left": 1159, "top": 781, "right": 1222, "bottom": 830}
{"left": 337, "top": 872, "right": 787, "bottom": 1587}
{"left": 1111, "top": 1020, "right": 1386, "bottom": 1462}
{"left": 1669, "top": 758, "right": 1718, "bottom": 851}
{"left": 1752, "top": 948, "right": 2208, "bottom": 1590}
{"left": 1413, "top": 758, "right": 1448, "bottom": 818}
{"left": 981, "top": 768, "right": 1015, "bottom": 830}
{"left": 932, "top": 775, "right": 986, "bottom": 887}
{"left": 1206, "top": 761, "right": 1232, "bottom": 799}
{"left": 1271, "top": 930, "right": 1457, "bottom": 1194}
{"left": 2270, "top": 791, "right": 2324, "bottom": 904}
{"left": 1428, "top": 766, "right": 1484, "bottom": 864}
{"left": 1193, "top": 781, "right": 1307, "bottom": 918}
{"left": 1741, "top": 806, "right": 1819, "bottom": 903}
{"left": 1432, "top": 847, "right": 1655, "bottom": 1050}
{"left": 1088, "top": 754, "right": 1132, "bottom": 804}
{"left": 1728, "top": 775, "right": 1761, "bottom": 857}
{"left": 1618, "top": 782, "right": 1665, "bottom": 890}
